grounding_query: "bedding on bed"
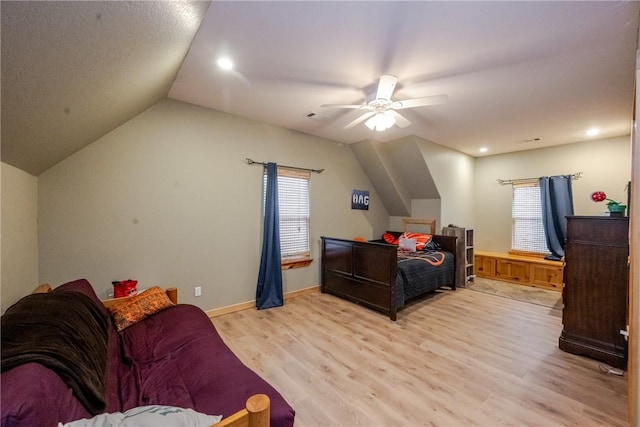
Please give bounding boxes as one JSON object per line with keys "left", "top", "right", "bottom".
{"left": 395, "top": 249, "right": 455, "bottom": 307}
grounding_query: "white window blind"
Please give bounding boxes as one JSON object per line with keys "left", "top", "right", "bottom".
{"left": 512, "top": 182, "right": 550, "bottom": 254}
{"left": 264, "top": 167, "right": 310, "bottom": 260}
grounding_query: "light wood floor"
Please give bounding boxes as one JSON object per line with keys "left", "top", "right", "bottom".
{"left": 212, "top": 288, "right": 628, "bottom": 426}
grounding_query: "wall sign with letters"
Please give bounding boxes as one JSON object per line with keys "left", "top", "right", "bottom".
{"left": 351, "top": 189, "right": 369, "bottom": 210}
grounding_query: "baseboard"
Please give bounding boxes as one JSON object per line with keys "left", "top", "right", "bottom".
{"left": 205, "top": 285, "right": 320, "bottom": 318}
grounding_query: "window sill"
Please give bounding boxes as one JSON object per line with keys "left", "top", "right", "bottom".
{"left": 282, "top": 258, "right": 313, "bottom": 270}
{"left": 508, "top": 249, "right": 549, "bottom": 259}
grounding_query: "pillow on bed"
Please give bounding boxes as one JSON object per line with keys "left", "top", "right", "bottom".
{"left": 108, "top": 286, "right": 175, "bottom": 332}
{"left": 400, "top": 232, "right": 432, "bottom": 250}
{"left": 398, "top": 237, "right": 417, "bottom": 252}
{"left": 58, "top": 405, "right": 222, "bottom": 427}
{"left": 424, "top": 239, "right": 442, "bottom": 251}
{"left": 383, "top": 232, "right": 399, "bottom": 245}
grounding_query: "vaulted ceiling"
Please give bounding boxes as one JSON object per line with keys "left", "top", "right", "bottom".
{"left": 2, "top": 1, "right": 638, "bottom": 176}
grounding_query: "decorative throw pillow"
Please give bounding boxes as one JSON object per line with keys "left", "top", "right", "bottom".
{"left": 398, "top": 237, "right": 417, "bottom": 252}
{"left": 383, "top": 232, "right": 399, "bottom": 245}
{"left": 400, "top": 232, "right": 432, "bottom": 250}
{"left": 108, "top": 286, "right": 175, "bottom": 332}
{"left": 58, "top": 405, "right": 222, "bottom": 427}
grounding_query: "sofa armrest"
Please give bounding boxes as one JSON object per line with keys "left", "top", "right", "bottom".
{"left": 217, "top": 394, "right": 270, "bottom": 427}
{"left": 32, "top": 283, "right": 52, "bottom": 294}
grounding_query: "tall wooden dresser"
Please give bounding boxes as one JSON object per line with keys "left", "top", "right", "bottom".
{"left": 559, "top": 216, "right": 629, "bottom": 369}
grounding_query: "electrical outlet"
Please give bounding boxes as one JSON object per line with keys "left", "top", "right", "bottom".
{"left": 195, "top": 286, "right": 202, "bottom": 297}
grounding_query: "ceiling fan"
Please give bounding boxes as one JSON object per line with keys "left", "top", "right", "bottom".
{"left": 321, "top": 75, "right": 448, "bottom": 131}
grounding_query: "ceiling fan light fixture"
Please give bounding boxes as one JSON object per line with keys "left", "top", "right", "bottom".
{"left": 365, "top": 112, "right": 396, "bottom": 131}
{"left": 322, "top": 74, "right": 447, "bottom": 131}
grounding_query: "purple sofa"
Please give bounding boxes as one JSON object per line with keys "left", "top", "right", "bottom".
{"left": 1, "top": 279, "right": 295, "bottom": 427}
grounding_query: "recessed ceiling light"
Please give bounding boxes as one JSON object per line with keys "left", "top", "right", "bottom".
{"left": 479, "top": 147, "right": 488, "bottom": 153}
{"left": 217, "top": 57, "right": 234, "bottom": 71}
{"left": 586, "top": 127, "right": 600, "bottom": 137}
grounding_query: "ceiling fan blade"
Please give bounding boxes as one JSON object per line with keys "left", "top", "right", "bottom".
{"left": 320, "top": 103, "right": 368, "bottom": 109}
{"left": 376, "top": 75, "right": 398, "bottom": 101}
{"left": 344, "top": 111, "right": 375, "bottom": 129}
{"left": 387, "top": 110, "right": 411, "bottom": 128}
{"left": 391, "top": 94, "right": 448, "bottom": 110}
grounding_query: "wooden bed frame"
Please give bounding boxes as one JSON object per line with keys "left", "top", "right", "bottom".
{"left": 32, "top": 284, "right": 272, "bottom": 427}
{"left": 320, "top": 218, "right": 460, "bottom": 321}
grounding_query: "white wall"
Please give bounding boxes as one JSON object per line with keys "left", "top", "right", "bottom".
{"left": 474, "top": 136, "right": 631, "bottom": 252}
{"left": 1, "top": 162, "right": 38, "bottom": 312}
{"left": 410, "top": 199, "right": 442, "bottom": 230}
{"left": 37, "top": 99, "right": 389, "bottom": 310}
{"left": 417, "top": 138, "right": 475, "bottom": 231}
{"left": 385, "top": 137, "right": 475, "bottom": 233}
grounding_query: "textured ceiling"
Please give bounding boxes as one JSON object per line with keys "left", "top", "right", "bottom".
{"left": 1, "top": 1, "right": 211, "bottom": 175}
{"left": 2, "top": 1, "right": 639, "bottom": 176}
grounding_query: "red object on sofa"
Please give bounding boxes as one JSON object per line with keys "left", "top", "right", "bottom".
{"left": 0, "top": 279, "right": 295, "bottom": 427}
{"left": 112, "top": 279, "right": 138, "bottom": 298}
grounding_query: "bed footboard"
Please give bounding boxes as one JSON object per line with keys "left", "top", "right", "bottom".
{"left": 321, "top": 237, "right": 398, "bottom": 320}
{"left": 431, "top": 235, "right": 458, "bottom": 289}
{"left": 321, "top": 234, "right": 459, "bottom": 321}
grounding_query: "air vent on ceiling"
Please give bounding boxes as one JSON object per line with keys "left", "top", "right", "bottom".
{"left": 516, "top": 137, "right": 541, "bottom": 144}
{"left": 304, "top": 111, "right": 328, "bottom": 121}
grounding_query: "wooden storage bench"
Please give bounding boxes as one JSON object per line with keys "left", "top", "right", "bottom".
{"left": 474, "top": 251, "right": 563, "bottom": 291}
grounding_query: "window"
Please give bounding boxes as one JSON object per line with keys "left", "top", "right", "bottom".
{"left": 511, "top": 182, "right": 550, "bottom": 255}
{"left": 264, "top": 167, "right": 311, "bottom": 267}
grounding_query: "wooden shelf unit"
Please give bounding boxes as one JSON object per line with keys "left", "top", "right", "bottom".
{"left": 474, "top": 251, "right": 563, "bottom": 291}
{"left": 442, "top": 226, "right": 474, "bottom": 288}
{"left": 465, "top": 229, "right": 474, "bottom": 283}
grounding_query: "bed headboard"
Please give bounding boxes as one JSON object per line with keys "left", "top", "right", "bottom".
{"left": 401, "top": 217, "right": 436, "bottom": 234}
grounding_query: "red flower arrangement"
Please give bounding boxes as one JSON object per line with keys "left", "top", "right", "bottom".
{"left": 590, "top": 191, "right": 621, "bottom": 207}
{"left": 591, "top": 191, "right": 626, "bottom": 215}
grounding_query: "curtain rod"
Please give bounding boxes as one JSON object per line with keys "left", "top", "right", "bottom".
{"left": 497, "top": 171, "right": 582, "bottom": 186}
{"left": 245, "top": 158, "right": 324, "bottom": 174}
